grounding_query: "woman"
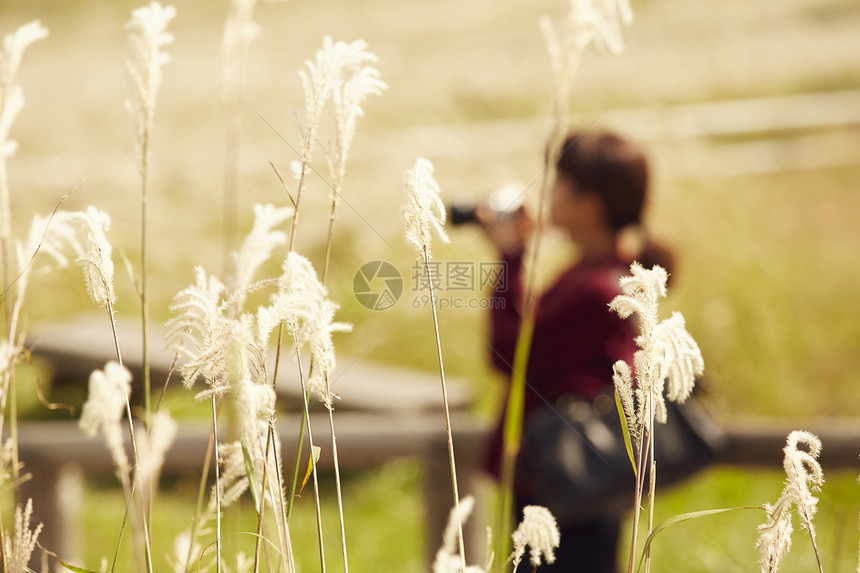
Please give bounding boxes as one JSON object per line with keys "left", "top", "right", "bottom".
{"left": 482, "top": 131, "right": 672, "bottom": 572}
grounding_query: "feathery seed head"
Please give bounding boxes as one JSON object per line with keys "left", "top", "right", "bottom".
{"left": 298, "top": 36, "right": 363, "bottom": 160}
{"left": 512, "top": 505, "right": 561, "bottom": 569}
{"left": 274, "top": 252, "right": 327, "bottom": 341}
{"left": 566, "top": 0, "right": 633, "bottom": 54}
{"left": 540, "top": 0, "right": 631, "bottom": 125}
{"left": 327, "top": 42, "right": 386, "bottom": 192}
{"left": 1, "top": 21, "right": 49, "bottom": 88}
{"left": 4, "top": 498, "right": 43, "bottom": 573}
{"left": 756, "top": 431, "right": 824, "bottom": 573}
{"left": 0, "top": 437, "right": 20, "bottom": 487}
{"left": 403, "top": 157, "right": 449, "bottom": 259}
{"left": 612, "top": 360, "right": 638, "bottom": 444}
{"left": 610, "top": 263, "right": 703, "bottom": 425}
{"left": 79, "top": 362, "right": 132, "bottom": 474}
{"left": 0, "top": 20, "right": 48, "bottom": 159}
{"left": 71, "top": 207, "right": 116, "bottom": 309}
{"left": 79, "top": 362, "right": 132, "bottom": 438}
{"left": 221, "top": 0, "right": 259, "bottom": 95}
{"left": 783, "top": 431, "right": 824, "bottom": 528}
{"left": 609, "top": 262, "right": 667, "bottom": 322}
{"left": 167, "top": 531, "right": 204, "bottom": 573}
{"left": 235, "top": 377, "right": 275, "bottom": 436}
{"left": 270, "top": 252, "right": 351, "bottom": 405}
{"left": 124, "top": 2, "right": 176, "bottom": 161}
{"left": 14, "top": 210, "right": 82, "bottom": 298}
{"left": 655, "top": 311, "right": 703, "bottom": 404}
{"left": 757, "top": 502, "right": 794, "bottom": 573}
{"left": 137, "top": 409, "right": 177, "bottom": 491}
{"left": 165, "top": 267, "right": 238, "bottom": 397}
{"left": 231, "top": 203, "right": 292, "bottom": 301}
{"left": 216, "top": 441, "right": 251, "bottom": 508}
{"left": 433, "top": 496, "right": 475, "bottom": 573}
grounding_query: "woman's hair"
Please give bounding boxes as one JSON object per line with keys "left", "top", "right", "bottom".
{"left": 555, "top": 130, "right": 674, "bottom": 273}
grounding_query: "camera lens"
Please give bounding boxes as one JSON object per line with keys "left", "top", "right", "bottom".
{"left": 448, "top": 198, "right": 478, "bottom": 226}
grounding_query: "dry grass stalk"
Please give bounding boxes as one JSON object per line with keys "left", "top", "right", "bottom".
{"left": 0, "top": 21, "right": 47, "bottom": 571}
{"left": 124, "top": 0, "right": 176, "bottom": 434}
{"left": 495, "top": 1, "right": 634, "bottom": 563}
{"left": 401, "top": 157, "right": 470, "bottom": 571}
{"left": 609, "top": 262, "right": 704, "bottom": 573}
{"left": 756, "top": 431, "right": 825, "bottom": 573}
{"left": 220, "top": 0, "right": 259, "bottom": 272}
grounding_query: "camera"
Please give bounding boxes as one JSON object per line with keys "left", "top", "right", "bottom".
{"left": 448, "top": 183, "right": 525, "bottom": 226}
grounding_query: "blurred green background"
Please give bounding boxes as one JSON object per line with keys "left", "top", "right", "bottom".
{"left": 2, "top": 0, "right": 859, "bottom": 571}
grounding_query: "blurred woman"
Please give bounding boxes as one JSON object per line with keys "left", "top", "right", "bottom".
{"left": 481, "top": 130, "right": 672, "bottom": 572}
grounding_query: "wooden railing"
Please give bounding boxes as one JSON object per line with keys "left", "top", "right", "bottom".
{"left": 16, "top": 316, "right": 860, "bottom": 571}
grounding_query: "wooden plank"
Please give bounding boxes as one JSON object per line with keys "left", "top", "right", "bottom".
{"left": 16, "top": 412, "right": 490, "bottom": 570}
{"left": 16, "top": 411, "right": 489, "bottom": 471}
{"left": 28, "top": 315, "right": 473, "bottom": 412}
{"left": 717, "top": 419, "right": 860, "bottom": 470}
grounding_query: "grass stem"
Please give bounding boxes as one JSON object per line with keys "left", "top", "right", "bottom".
{"left": 293, "top": 346, "right": 326, "bottom": 573}
{"left": 422, "top": 248, "right": 467, "bottom": 572}
{"left": 211, "top": 395, "right": 223, "bottom": 573}
{"left": 325, "top": 399, "right": 349, "bottom": 573}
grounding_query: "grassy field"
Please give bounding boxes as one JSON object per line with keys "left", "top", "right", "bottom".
{"left": 2, "top": 0, "right": 860, "bottom": 570}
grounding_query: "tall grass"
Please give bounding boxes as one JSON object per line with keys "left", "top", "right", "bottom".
{"left": 0, "top": 1, "right": 858, "bottom": 573}
{"left": 495, "top": 0, "right": 633, "bottom": 563}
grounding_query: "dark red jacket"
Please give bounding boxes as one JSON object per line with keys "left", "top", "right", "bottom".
{"left": 485, "top": 252, "right": 637, "bottom": 478}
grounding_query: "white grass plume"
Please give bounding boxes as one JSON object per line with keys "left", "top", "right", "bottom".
{"left": 124, "top": 2, "right": 176, "bottom": 168}
{"left": 433, "top": 496, "right": 477, "bottom": 573}
{"left": 610, "top": 263, "right": 703, "bottom": 573}
{"left": 298, "top": 36, "right": 363, "bottom": 163}
{"left": 609, "top": 262, "right": 704, "bottom": 426}
{"left": 548, "top": 0, "right": 633, "bottom": 57}
{"left": 612, "top": 359, "right": 638, "bottom": 446}
{"left": 403, "top": 157, "right": 449, "bottom": 260}
{"left": 266, "top": 252, "right": 351, "bottom": 406}
{"left": 165, "top": 267, "right": 236, "bottom": 399}
{"left": 71, "top": 206, "right": 116, "bottom": 309}
{"left": 0, "top": 19, "right": 49, "bottom": 309}
{"left": 757, "top": 430, "right": 825, "bottom": 573}
{"left": 307, "top": 297, "right": 352, "bottom": 407}
{"left": 167, "top": 530, "right": 208, "bottom": 573}
{"left": 230, "top": 203, "right": 292, "bottom": 307}
{"left": 512, "top": 505, "right": 561, "bottom": 571}
{"left": 235, "top": 377, "right": 275, "bottom": 436}
{"left": 0, "top": 20, "right": 48, "bottom": 163}
{"left": 79, "top": 362, "right": 133, "bottom": 478}
{"left": 13, "top": 210, "right": 81, "bottom": 297}
{"left": 221, "top": 0, "right": 259, "bottom": 101}
{"left": 322, "top": 41, "right": 386, "bottom": 281}
{"left": 539, "top": 0, "right": 631, "bottom": 138}
{"left": 136, "top": 409, "right": 177, "bottom": 500}
{"left": 3, "top": 498, "right": 43, "bottom": 573}
{"left": 326, "top": 41, "right": 387, "bottom": 200}
{"left": 0, "top": 435, "right": 22, "bottom": 488}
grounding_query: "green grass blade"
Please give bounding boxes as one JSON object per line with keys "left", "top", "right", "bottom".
{"left": 614, "top": 389, "right": 637, "bottom": 477}
{"left": 299, "top": 445, "right": 321, "bottom": 496}
{"left": 636, "top": 506, "right": 764, "bottom": 573}
{"left": 58, "top": 559, "right": 103, "bottom": 573}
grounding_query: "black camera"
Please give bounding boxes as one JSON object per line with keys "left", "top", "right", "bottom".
{"left": 449, "top": 184, "right": 525, "bottom": 226}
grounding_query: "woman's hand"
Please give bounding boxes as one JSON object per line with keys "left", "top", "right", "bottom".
{"left": 476, "top": 204, "right": 534, "bottom": 258}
